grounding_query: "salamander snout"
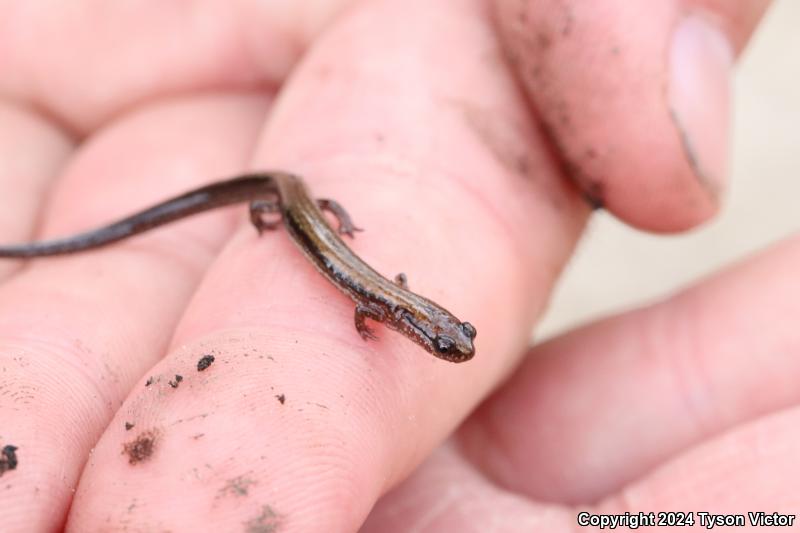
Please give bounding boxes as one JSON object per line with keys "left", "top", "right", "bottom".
{"left": 433, "top": 321, "right": 477, "bottom": 363}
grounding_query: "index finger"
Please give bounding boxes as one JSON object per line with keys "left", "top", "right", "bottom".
{"left": 68, "top": 0, "right": 586, "bottom": 530}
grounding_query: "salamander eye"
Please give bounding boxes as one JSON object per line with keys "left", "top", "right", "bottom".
{"left": 461, "top": 322, "right": 477, "bottom": 339}
{"left": 434, "top": 336, "right": 455, "bottom": 354}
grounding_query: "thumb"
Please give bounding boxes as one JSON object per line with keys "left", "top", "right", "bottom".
{"left": 493, "top": 0, "right": 771, "bottom": 231}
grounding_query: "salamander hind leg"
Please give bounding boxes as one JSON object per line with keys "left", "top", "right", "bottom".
{"left": 317, "top": 199, "right": 363, "bottom": 238}
{"left": 354, "top": 303, "right": 385, "bottom": 341}
{"left": 249, "top": 199, "right": 283, "bottom": 235}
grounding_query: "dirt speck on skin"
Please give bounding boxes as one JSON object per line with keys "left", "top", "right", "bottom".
{"left": 168, "top": 375, "right": 183, "bottom": 388}
{"left": 125, "top": 422, "right": 134, "bottom": 431}
{"left": 668, "top": 106, "right": 716, "bottom": 197}
{"left": 577, "top": 172, "right": 605, "bottom": 210}
{"left": 197, "top": 354, "right": 215, "bottom": 371}
{"left": 275, "top": 394, "right": 285, "bottom": 405}
{"left": 123, "top": 430, "right": 159, "bottom": 465}
{"left": 0, "top": 445, "right": 18, "bottom": 475}
{"left": 219, "top": 475, "right": 257, "bottom": 498}
{"left": 244, "top": 505, "right": 282, "bottom": 533}
{"left": 536, "top": 115, "right": 606, "bottom": 210}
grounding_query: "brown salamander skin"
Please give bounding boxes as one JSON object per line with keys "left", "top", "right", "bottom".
{"left": 0, "top": 172, "right": 476, "bottom": 362}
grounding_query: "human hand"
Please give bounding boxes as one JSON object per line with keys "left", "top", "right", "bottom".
{"left": 0, "top": 0, "right": 771, "bottom": 531}
{"left": 364, "top": 234, "right": 800, "bottom": 530}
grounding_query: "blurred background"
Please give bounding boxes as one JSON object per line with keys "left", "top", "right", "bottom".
{"left": 538, "top": 0, "right": 799, "bottom": 338}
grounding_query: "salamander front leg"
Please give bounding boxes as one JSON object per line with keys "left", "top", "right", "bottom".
{"left": 249, "top": 199, "right": 282, "bottom": 235}
{"left": 317, "top": 199, "right": 363, "bottom": 238}
{"left": 354, "top": 303, "right": 385, "bottom": 341}
{"left": 394, "top": 273, "right": 408, "bottom": 289}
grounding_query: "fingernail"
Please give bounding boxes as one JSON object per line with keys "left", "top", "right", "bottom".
{"left": 669, "top": 16, "right": 734, "bottom": 198}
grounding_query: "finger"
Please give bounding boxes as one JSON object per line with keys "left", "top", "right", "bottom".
{"left": 0, "top": 95, "right": 267, "bottom": 532}
{"left": 363, "top": 442, "right": 573, "bottom": 532}
{"left": 67, "top": 0, "right": 588, "bottom": 530}
{"left": 604, "top": 404, "right": 800, "bottom": 518}
{"left": 0, "top": 1, "right": 352, "bottom": 133}
{"left": 365, "top": 408, "right": 800, "bottom": 530}
{"left": 0, "top": 102, "right": 73, "bottom": 279}
{"left": 459, "top": 233, "right": 800, "bottom": 504}
{"left": 493, "top": 0, "right": 771, "bottom": 231}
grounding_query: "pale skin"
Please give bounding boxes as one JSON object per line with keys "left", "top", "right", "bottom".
{"left": 0, "top": 0, "right": 786, "bottom": 531}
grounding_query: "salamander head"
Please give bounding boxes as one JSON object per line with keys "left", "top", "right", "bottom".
{"left": 394, "top": 305, "right": 477, "bottom": 362}
{"left": 429, "top": 320, "right": 477, "bottom": 363}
